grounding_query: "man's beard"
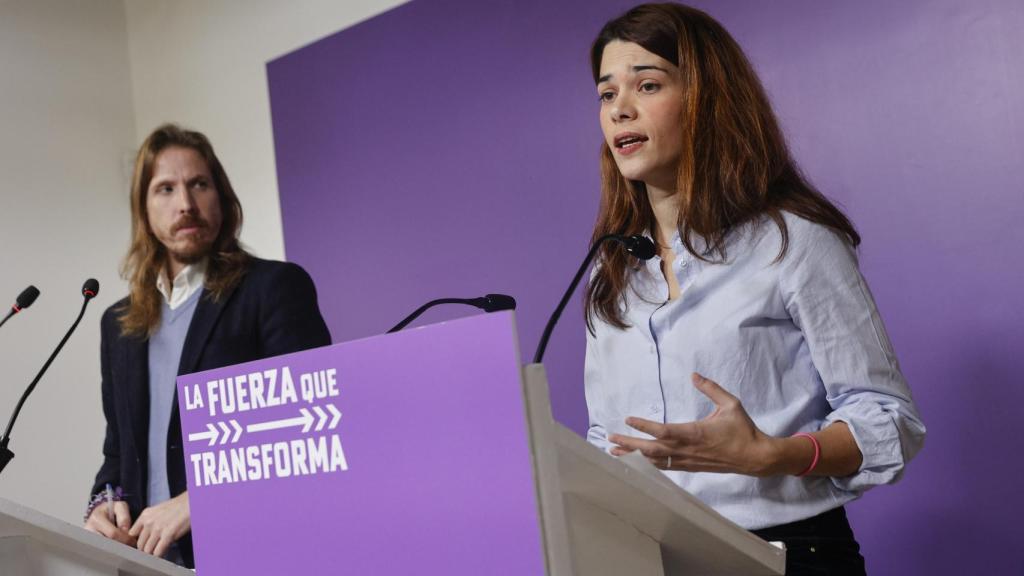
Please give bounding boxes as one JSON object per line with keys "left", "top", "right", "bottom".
{"left": 167, "top": 216, "right": 217, "bottom": 264}
{"left": 170, "top": 243, "right": 213, "bottom": 264}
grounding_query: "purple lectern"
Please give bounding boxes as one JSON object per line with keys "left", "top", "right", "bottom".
{"left": 177, "top": 312, "right": 784, "bottom": 575}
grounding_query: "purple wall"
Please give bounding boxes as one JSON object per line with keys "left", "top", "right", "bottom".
{"left": 268, "top": 1, "right": 1024, "bottom": 574}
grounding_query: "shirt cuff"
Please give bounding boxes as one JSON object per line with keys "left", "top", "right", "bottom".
{"left": 586, "top": 425, "right": 613, "bottom": 454}
{"left": 825, "top": 402, "right": 913, "bottom": 493}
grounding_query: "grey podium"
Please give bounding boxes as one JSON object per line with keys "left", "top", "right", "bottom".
{"left": 0, "top": 497, "right": 191, "bottom": 576}
{"left": 522, "top": 363, "right": 786, "bottom": 576}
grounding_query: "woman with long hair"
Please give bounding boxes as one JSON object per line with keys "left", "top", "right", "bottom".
{"left": 584, "top": 4, "right": 925, "bottom": 573}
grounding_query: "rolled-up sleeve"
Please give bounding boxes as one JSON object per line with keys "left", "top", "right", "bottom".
{"left": 780, "top": 219, "right": 926, "bottom": 493}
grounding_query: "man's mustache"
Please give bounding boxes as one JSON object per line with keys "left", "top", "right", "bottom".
{"left": 171, "top": 217, "right": 209, "bottom": 234}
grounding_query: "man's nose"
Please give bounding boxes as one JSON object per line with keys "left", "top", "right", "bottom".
{"left": 174, "top": 187, "right": 198, "bottom": 213}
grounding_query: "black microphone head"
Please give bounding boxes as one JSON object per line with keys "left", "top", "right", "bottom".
{"left": 621, "top": 235, "right": 657, "bottom": 260}
{"left": 82, "top": 279, "right": 99, "bottom": 299}
{"left": 481, "top": 294, "right": 517, "bottom": 312}
{"left": 15, "top": 286, "right": 40, "bottom": 310}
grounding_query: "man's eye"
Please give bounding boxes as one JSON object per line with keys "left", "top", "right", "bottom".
{"left": 192, "top": 180, "right": 208, "bottom": 190}
{"left": 599, "top": 91, "right": 616, "bottom": 103}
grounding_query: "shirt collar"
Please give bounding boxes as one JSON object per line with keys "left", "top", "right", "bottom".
{"left": 156, "top": 259, "right": 207, "bottom": 310}
{"left": 649, "top": 228, "right": 718, "bottom": 258}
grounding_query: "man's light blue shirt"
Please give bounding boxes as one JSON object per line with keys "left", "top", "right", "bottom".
{"left": 584, "top": 213, "right": 926, "bottom": 530}
{"left": 147, "top": 263, "right": 205, "bottom": 507}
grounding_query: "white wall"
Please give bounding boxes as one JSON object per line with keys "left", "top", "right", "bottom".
{"left": 0, "top": 0, "right": 137, "bottom": 521}
{"left": 0, "top": 0, "right": 406, "bottom": 524}
{"left": 124, "top": 0, "right": 409, "bottom": 260}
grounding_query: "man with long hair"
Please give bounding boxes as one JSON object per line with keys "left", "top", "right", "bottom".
{"left": 83, "top": 124, "right": 331, "bottom": 568}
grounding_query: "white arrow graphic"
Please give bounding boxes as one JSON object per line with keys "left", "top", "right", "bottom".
{"left": 217, "top": 421, "right": 231, "bottom": 445}
{"left": 187, "top": 420, "right": 244, "bottom": 445}
{"left": 312, "top": 406, "right": 328, "bottom": 431}
{"left": 326, "top": 404, "right": 341, "bottom": 429}
{"left": 188, "top": 423, "right": 219, "bottom": 446}
{"left": 247, "top": 408, "right": 313, "bottom": 434}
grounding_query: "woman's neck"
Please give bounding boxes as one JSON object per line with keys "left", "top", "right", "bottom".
{"left": 645, "top": 182, "right": 683, "bottom": 301}
{"left": 646, "top": 183, "right": 681, "bottom": 248}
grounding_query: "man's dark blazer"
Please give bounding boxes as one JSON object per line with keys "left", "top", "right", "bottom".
{"left": 90, "top": 258, "right": 331, "bottom": 568}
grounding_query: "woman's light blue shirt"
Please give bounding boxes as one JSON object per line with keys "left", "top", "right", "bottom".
{"left": 584, "top": 213, "right": 926, "bottom": 530}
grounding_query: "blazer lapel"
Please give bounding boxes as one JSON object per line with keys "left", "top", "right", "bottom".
{"left": 177, "top": 288, "right": 233, "bottom": 377}
{"left": 122, "top": 334, "right": 149, "bottom": 461}
{"left": 171, "top": 284, "right": 241, "bottom": 424}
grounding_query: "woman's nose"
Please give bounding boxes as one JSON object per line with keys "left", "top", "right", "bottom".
{"left": 611, "top": 96, "right": 636, "bottom": 122}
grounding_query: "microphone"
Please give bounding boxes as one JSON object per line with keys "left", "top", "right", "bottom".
{"left": 82, "top": 278, "right": 98, "bottom": 299}
{"left": 387, "top": 293, "right": 517, "bottom": 333}
{"left": 532, "top": 234, "right": 655, "bottom": 364}
{"left": 469, "top": 293, "right": 517, "bottom": 313}
{"left": 0, "top": 279, "right": 100, "bottom": 475}
{"left": 0, "top": 286, "right": 41, "bottom": 329}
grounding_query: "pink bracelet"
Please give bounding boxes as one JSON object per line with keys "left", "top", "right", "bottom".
{"left": 792, "top": 432, "right": 821, "bottom": 477}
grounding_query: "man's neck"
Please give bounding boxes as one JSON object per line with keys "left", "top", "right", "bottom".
{"left": 158, "top": 258, "right": 207, "bottom": 305}
{"left": 167, "top": 258, "right": 186, "bottom": 282}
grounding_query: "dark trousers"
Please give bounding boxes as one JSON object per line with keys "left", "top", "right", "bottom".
{"left": 751, "top": 506, "right": 867, "bottom": 576}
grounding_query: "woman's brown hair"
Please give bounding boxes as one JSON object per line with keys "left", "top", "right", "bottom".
{"left": 119, "top": 124, "right": 249, "bottom": 337}
{"left": 585, "top": 3, "right": 860, "bottom": 330}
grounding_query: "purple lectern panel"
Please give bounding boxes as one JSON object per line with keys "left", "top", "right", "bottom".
{"left": 176, "top": 311, "right": 544, "bottom": 575}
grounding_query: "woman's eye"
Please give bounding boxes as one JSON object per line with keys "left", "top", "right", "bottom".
{"left": 192, "top": 180, "right": 208, "bottom": 190}
{"left": 599, "top": 91, "right": 616, "bottom": 103}
{"left": 640, "top": 82, "right": 660, "bottom": 93}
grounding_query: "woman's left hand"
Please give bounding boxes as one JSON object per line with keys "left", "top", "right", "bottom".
{"left": 609, "top": 373, "right": 778, "bottom": 476}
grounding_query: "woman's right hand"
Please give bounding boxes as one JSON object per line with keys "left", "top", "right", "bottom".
{"left": 84, "top": 501, "right": 137, "bottom": 546}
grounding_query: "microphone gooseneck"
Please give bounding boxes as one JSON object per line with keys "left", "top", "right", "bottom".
{"left": 387, "top": 293, "right": 517, "bottom": 334}
{"left": 532, "top": 234, "right": 655, "bottom": 364}
{"left": 0, "top": 286, "right": 40, "bottom": 329}
{"left": 0, "top": 279, "right": 100, "bottom": 475}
